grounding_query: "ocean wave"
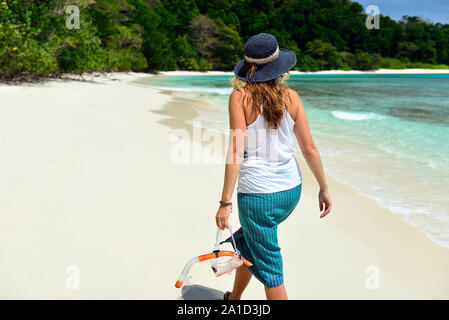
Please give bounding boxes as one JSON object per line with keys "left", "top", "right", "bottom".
{"left": 331, "top": 110, "right": 385, "bottom": 121}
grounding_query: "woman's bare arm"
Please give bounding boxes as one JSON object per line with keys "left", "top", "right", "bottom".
{"left": 290, "top": 89, "right": 332, "bottom": 218}
{"left": 216, "top": 89, "right": 246, "bottom": 229}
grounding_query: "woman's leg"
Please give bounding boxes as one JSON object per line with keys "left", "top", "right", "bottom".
{"left": 229, "top": 265, "right": 252, "bottom": 300}
{"left": 265, "top": 283, "right": 288, "bottom": 300}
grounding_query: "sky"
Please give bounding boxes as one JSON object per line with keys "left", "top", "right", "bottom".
{"left": 353, "top": 0, "right": 449, "bottom": 24}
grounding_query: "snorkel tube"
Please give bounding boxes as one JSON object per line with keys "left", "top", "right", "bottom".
{"left": 174, "top": 226, "right": 253, "bottom": 288}
{"left": 175, "top": 251, "right": 252, "bottom": 288}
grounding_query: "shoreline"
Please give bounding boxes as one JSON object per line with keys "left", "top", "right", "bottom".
{"left": 156, "top": 68, "right": 449, "bottom": 76}
{"left": 2, "top": 68, "right": 448, "bottom": 87}
{"left": 1, "top": 72, "right": 448, "bottom": 299}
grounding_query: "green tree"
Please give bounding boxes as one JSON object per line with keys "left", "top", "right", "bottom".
{"left": 175, "top": 34, "right": 199, "bottom": 70}
{"left": 305, "top": 39, "right": 342, "bottom": 70}
{"left": 296, "top": 54, "right": 319, "bottom": 71}
{"left": 212, "top": 19, "right": 243, "bottom": 70}
{"left": 188, "top": 14, "right": 219, "bottom": 59}
{"left": 126, "top": 0, "right": 177, "bottom": 70}
{"left": 397, "top": 41, "right": 418, "bottom": 61}
{"left": 348, "top": 51, "right": 382, "bottom": 70}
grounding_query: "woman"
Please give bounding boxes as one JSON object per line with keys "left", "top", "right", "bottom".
{"left": 215, "top": 33, "right": 332, "bottom": 300}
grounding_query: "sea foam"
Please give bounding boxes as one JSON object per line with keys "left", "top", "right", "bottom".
{"left": 331, "top": 110, "right": 385, "bottom": 121}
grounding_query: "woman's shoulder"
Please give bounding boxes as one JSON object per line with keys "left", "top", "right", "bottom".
{"left": 285, "top": 88, "right": 300, "bottom": 120}
{"left": 229, "top": 88, "right": 247, "bottom": 111}
{"left": 230, "top": 87, "right": 246, "bottom": 102}
{"left": 230, "top": 87, "right": 251, "bottom": 110}
{"left": 285, "top": 87, "right": 300, "bottom": 101}
{"left": 231, "top": 87, "right": 247, "bottom": 97}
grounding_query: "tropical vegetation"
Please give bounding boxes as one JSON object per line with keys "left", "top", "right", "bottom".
{"left": 1, "top": 0, "right": 448, "bottom": 80}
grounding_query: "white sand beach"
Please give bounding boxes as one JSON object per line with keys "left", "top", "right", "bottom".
{"left": 1, "top": 72, "right": 448, "bottom": 299}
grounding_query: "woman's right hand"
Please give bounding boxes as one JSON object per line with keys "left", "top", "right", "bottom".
{"left": 215, "top": 205, "right": 231, "bottom": 230}
{"left": 319, "top": 189, "right": 332, "bottom": 218}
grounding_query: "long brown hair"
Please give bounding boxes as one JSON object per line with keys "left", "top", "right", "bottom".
{"left": 230, "top": 63, "right": 292, "bottom": 129}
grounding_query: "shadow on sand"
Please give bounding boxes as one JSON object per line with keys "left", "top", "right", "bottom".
{"left": 179, "top": 284, "right": 225, "bottom": 300}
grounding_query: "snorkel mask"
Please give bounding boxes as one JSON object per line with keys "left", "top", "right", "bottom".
{"left": 175, "top": 225, "right": 252, "bottom": 288}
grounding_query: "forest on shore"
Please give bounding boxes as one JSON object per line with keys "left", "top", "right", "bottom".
{"left": 1, "top": 0, "right": 449, "bottom": 80}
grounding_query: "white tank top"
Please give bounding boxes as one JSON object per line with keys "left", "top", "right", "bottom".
{"left": 237, "top": 103, "right": 303, "bottom": 193}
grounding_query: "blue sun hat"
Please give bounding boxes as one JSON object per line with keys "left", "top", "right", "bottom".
{"left": 234, "top": 33, "right": 297, "bottom": 82}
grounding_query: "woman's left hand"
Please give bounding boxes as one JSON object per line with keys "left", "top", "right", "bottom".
{"left": 215, "top": 206, "right": 231, "bottom": 230}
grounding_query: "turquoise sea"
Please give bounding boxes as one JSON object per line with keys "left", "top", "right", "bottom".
{"left": 142, "top": 74, "right": 449, "bottom": 249}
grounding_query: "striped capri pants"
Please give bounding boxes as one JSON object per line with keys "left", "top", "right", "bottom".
{"left": 222, "top": 183, "right": 302, "bottom": 288}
